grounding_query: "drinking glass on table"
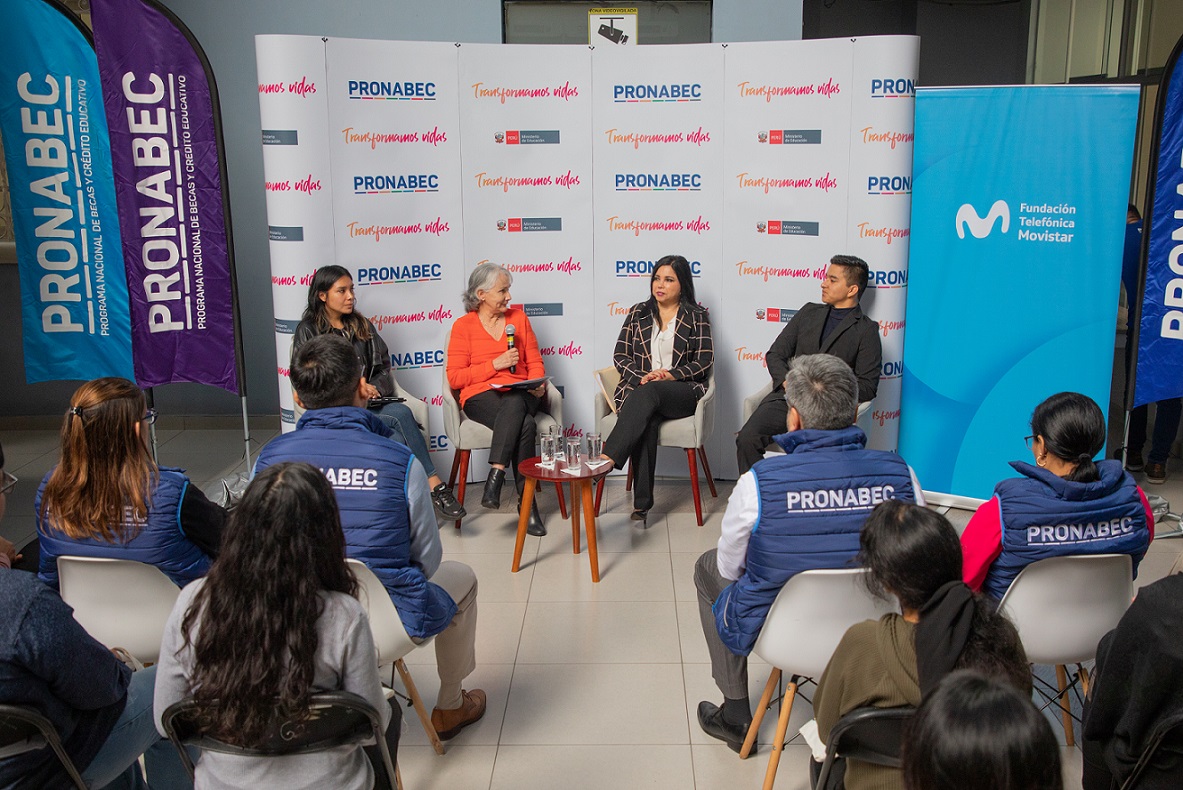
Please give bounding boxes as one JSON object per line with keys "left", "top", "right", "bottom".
{"left": 540, "top": 433, "right": 557, "bottom": 467}
{"left": 565, "top": 437, "right": 582, "bottom": 472}
{"left": 587, "top": 432, "right": 602, "bottom": 462}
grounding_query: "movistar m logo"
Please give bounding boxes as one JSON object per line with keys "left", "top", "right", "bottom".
{"left": 956, "top": 200, "right": 1010, "bottom": 239}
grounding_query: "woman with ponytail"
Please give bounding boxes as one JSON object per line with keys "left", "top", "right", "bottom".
{"left": 813, "top": 501, "right": 1030, "bottom": 790}
{"left": 154, "top": 462, "right": 399, "bottom": 789}
{"left": 36, "top": 377, "right": 226, "bottom": 589}
{"left": 961, "top": 392, "right": 1153, "bottom": 600}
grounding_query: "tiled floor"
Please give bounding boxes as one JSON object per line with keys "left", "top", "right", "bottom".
{"left": 2, "top": 424, "right": 1181, "bottom": 789}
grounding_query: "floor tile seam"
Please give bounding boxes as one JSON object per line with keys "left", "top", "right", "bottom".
{"left": 669, "top": 544, "right": 697, "bottom": 758}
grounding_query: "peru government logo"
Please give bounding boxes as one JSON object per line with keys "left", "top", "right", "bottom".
{"left": 758, "top": 129, "right": 821, "bottom": 145}
{"left": 754, "top": 307, "right": 799, "bottom": 323}
{"left": 956, "top": 200, "right": 1010, "bottom": 239}
{"left": 497, "top": 217, "right": 563, "bottom": 232}
{"left": 494, "top": 130, "right": 560, "bottom": 144}
{"left": 757, "top": 220, "right": 819, "bottom": 236}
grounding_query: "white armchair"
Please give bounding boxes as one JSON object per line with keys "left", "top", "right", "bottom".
{"left": 593, "top": 371, "right": 717, "bottom": 526}
{"left": 441, "top": 329, "right": 565, "bottom": 529}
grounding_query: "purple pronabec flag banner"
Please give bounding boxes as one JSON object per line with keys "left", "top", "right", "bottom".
{"left": 91, "top": 0, "right": 240, "bottom": 393}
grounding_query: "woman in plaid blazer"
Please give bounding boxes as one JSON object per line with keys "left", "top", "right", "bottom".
{"left": 602, "top": 255, "right": 713, "bottom": 521}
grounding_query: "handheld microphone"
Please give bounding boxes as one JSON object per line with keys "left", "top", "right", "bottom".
{"left": 505, "top": 324, "right": 517, "bottom": 373}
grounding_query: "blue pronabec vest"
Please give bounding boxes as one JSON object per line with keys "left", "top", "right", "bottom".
{"left": 254, "top": 406, "right": 456, "bottom": 639}
{"left": 36, "top": 468, "right": 209, "bottom": 589}
{"left": 714, "top": 426, "right": 916, "bottom": 656}
{"left": 984, "top": 459, "right": 1149, "bottom": 600}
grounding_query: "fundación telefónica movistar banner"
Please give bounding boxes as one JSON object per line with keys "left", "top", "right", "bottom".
{"left": 0, "top": 0, "right": 135, "bottom": 383}
{"left": 900, "top": 86, "right": 1138, "bottom": 500}
{"left": 92, "top": 0, "right": 241, "bottom": 393}
{"left": 1135, "top": 35, "right": 1183, "bottom": 408}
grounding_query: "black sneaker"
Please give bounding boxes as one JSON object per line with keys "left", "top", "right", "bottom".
{"left": 431, "top": 484, "right": 467, "bottom": 519}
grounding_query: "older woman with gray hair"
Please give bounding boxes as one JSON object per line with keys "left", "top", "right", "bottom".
{"left": 446, "top": 263, "right": 548, "bottom": 535}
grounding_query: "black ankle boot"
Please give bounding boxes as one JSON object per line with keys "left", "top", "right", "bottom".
{"left": 520, "top": 496, "right": 546, "bottom": 536}
{"left": 481, "top": 468, "right": 505, "bottom": 509}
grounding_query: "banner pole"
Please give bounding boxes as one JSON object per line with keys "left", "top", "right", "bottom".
{"left": 240, "top": 395, "right": 252, "bottom": 472}
{"left": 145, "top": 386, "right": 159, "bottom": 463}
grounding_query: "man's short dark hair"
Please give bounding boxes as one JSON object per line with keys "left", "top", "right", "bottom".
{"left": 830, "top": 254, "right": 870, "bottom": 300}
{"left": 291, "top": 334, "right": 362, "bottom": 410}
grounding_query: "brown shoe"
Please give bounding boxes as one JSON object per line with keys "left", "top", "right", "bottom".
{"left": 431, "top": 689, "right": 487, "bottom": 740}
{"left": 1146, "top": 462, "right": 1168, "bottom": 484}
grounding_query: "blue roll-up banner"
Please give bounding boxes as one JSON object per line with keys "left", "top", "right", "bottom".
{"left": 901, "top": 86, "right": 1138, "bottom": 500}
{"left": 0, "top": 0, "right": 135, "bottom": 383}
{"left": 1134, "top": 35, "right": 1183, "bottom": 408}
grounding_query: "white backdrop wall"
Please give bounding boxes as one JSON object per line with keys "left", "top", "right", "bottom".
{"left": 256, "top": 36, "right": 918, "bottom": 480}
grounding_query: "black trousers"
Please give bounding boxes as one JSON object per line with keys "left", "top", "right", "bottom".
{"left": 463, "top": 389, "right": 542, "bottom": 473}
{"left": 603, "top": 381, "right": 697, "bottom": 511}
{"left": 364, "top": 698, "right": 403, "bottom": 790}
{"left": 736, "top": 388, "right": 789, "bottom": 475}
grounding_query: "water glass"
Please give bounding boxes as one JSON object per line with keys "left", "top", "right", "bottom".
{"left": 540, "top": 434, "right": 557, "bottom": 467}
{"left": 587, "top": 432, "right": 602, "bottom": 461}
{"left": 553, "top": 433, "right": 566, "bottom": 465}
{"left": 565, "top": 437, "right": 582, "bottom": 472}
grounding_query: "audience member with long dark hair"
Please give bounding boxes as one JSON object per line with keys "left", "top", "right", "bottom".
{"left": 154, "top": 462, "right": 399, "bottom": 789}
{"left": 961, "top": 392, "right": 1153, "bottom": 599}
{"left": 600, "top": 255, "right": 713, "bottom": 521}
{"left": 903, "top": 670, "right": 1062, "bottom": 790}
{"left": 813, "top": 501, "right": 1030, "bottom": 790}
{"left": 35, "top": 377, "right": 226, "bottom": 589}
{"left": 293, "top": 264, "right": 465, "bottom": 519}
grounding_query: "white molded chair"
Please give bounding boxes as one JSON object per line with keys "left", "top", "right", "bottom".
{"left": 998, "top": 553, "right": 1133, "bottom": 746}
{"left": 56, "top": 556, "right": 181, "bottom": 666}
{"left": 742, "top": 382, "right": 873, "bottom": 458}
{"left": 441, "top": 328, "right": 565, "bottom": 529}
{"left": 592, "top": 371, "right": 717, "bottom": 525}
{"left": 741, "top": 568, "right": 899, "bottom": 790}
{"left": 347, "top": 558, "right": 445, "bottom": 756}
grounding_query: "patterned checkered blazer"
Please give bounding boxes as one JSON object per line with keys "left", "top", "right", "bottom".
{"left": 611, "top": 299, "right": 713, "bottom": 412}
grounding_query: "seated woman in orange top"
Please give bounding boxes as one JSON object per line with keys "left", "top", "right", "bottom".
{"left": 446, "top": 263, "right": 548, "bottom": 536}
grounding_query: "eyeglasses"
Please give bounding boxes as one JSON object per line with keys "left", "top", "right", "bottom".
{"left": 1, "top": 470, "right": 16, "bottom": 497}
{"left": 142, "top": 408, "right": 158, "bottom": 426}
{"left": 1024, "top": 435, "right": 1035, "bottom": 449}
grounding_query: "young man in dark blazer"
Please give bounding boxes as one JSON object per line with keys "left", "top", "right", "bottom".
{"left": 735, "top": 255, "right": 882, "bottom": 473}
